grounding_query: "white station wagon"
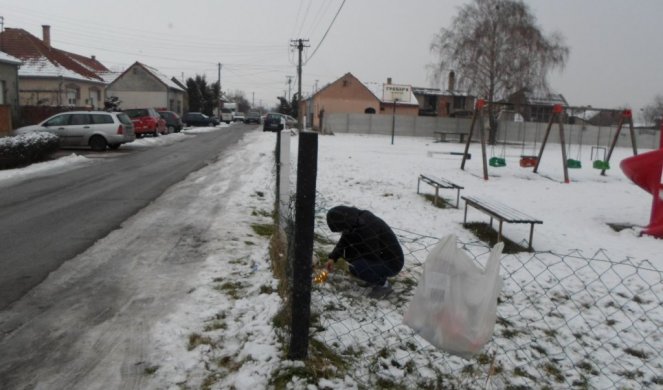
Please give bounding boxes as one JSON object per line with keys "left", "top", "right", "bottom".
{"left": 15, "top": 111, "right": 136, "bottom": 151}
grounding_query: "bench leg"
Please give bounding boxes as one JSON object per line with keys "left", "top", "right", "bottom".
{"left": 463, "top": 201, "right": 468, "bottom": 226}
{"left": 498, "top": 221, "right": 503, "bottom": 243}
{"left": 434, "top": 186, "right": 439, "bottom": 207}
{"left": 455, "top": 189, "right": 460, "bottom": 209}
{"left": 489, "top": 217, "right": 493, "bottom": 228}
{"left": 528, "top": 224, "right": 535, "bottom": 251}
{"left": 417, "top": 177, "right": 421, "bottom": 194}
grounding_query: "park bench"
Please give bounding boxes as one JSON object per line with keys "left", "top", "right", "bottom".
{"left": 461, "top": 195, "right": 543, "bottom": 251}
{"left": 417, "top": 174, "right": 464, "bottom": 208}
{"left": 434, "top": 131, "right": 468, "bottom": 143}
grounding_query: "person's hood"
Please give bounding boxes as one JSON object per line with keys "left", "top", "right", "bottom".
{"left": 326, "top": 205, "right": 361, "bottom": 233}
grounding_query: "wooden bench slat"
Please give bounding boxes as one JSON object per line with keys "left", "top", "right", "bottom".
{"left": 461, "top": 195, "right": 543, "bottom": 251}
{"left": 418, "top": 174, "right": 464, "bottom": 208}
{"left": 462, "top": 196, "right": 541, "bottom": 224}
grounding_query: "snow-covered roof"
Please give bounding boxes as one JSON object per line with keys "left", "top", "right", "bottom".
{"left": 140, "top": 63, "right": 185, "bottom": 92}
{"left": 0, "top": 28, "right": 109, "bottom": 83}
{"left": 18, "top": 57, "right": 105, "bottom": 83}
{"left": 98, "top": 71, "right": 122, "bottom": 84}
{"left": 364, "top": 81, "right": 418, "bottom": 105}
{"left": 0, "top": 51, "right": 22, "bottom": 65}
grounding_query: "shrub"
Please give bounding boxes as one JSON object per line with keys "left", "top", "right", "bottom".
{"left": 0, "top": 132, "right": 60, "bottom": 170}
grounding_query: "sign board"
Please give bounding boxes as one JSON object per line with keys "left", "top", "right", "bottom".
{"left": 383, "top": 84, "right": 411, "bottom": 103}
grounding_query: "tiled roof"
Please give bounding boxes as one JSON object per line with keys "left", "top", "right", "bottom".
{"left": 0, "top": 28, "right": 108, "bottom": 82}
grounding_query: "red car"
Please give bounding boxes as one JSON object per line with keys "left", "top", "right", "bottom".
{"left": 123, "top": 108, "right": 167, "bottom": 137}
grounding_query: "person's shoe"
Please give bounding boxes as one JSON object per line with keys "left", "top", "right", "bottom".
{"left": 368, "top": 280, "right": 392, "bottom": 299}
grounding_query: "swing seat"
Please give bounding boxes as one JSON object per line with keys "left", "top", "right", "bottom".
{"left": 519, "top": 155, "right": 538, "bottom": 167}
{"left": 593, "top": 160, "right": 610, "bottom": 170}
{"left": 489, "top": 157, "right": 506, "bottom": 167}
{"left": 567, "top": 159, "right": 582, "bottom": 169}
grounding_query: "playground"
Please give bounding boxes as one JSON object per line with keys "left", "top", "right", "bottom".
{"left": 315, "top": 130, "right": 662, "bottom": 264}
{"left": 306, "top": 129, "right": 662, "bottom": 387}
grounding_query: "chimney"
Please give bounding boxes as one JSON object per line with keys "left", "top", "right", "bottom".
{"left": 91, "top": 55, "right": 96, "bottom": 61}
{"left": 387, "top": 77, "right": 392, "bottom": 85}
{"left": 448, "top": 70, "right": 455, "bottom": 91}
{"left": 42, "top": 25, "right": 51, "bottom": 48}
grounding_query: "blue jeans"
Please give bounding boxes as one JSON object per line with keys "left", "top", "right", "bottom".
{"left": 348, "top": 258, "right": 396, "bottom": 285}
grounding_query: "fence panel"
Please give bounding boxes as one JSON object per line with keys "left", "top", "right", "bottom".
{"left": 323, "top": 113, "right": 660, "bottom": 149}
{"left": 303, "top": 199, "right": 663, "bottom": 389}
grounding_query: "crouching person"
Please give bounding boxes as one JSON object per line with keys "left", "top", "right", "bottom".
{"left": 325, "top": 205, "right": 404, "bottom": 297}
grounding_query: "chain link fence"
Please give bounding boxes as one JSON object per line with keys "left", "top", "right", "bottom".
{"left": 292, "top": 196, "right": 663, "bottom": 389}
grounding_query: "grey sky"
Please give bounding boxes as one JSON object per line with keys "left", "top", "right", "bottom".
{"left": 1, "top": 0, "right": 661, "bottom": 115}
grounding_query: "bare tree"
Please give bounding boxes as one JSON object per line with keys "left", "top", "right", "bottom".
{"left": 642, "top": 94, "right": 663, "bottom": 126}
{"left": 430, "top": 0, "right": 569, "bottom": 140}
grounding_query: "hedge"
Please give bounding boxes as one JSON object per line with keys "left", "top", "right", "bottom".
{"left": 0, "top": 132, "right": 60, "bottom": 170}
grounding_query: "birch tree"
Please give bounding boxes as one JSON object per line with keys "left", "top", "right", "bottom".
{"left": 430, "top": 0, "right": 569, "bottom": 140}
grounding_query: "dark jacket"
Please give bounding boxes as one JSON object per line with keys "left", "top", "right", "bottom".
{"left": 327, "top": 206, "right": 404, "bottom": 273}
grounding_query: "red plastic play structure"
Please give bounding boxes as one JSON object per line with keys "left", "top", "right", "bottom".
{"left": 620, "top": 122, "right": 663, "bottom": 238}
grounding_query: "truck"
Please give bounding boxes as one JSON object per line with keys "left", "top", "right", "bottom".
{"left": 220, "top": 102, "right": 236, "bottom": 124}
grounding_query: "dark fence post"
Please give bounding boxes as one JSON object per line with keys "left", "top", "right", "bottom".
{"left": 288, "top": 131, "right": 318, "bottom": 360}
{"left": 275, "top": 131, "right": 282, "bottom": 218}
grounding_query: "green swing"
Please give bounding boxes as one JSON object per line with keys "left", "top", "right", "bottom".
{"left": 566, "top": 124, "right": 582, "bottom": 169}
{"left": 592, "top": 126, "right": 610, "bottom": 170}
{"left": 489, "top": 125, "right": 507, "bottom": 167}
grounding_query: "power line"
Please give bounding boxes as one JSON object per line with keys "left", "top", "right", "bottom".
{"left": 304, "top": 0, "right": 346, "bottom": 65}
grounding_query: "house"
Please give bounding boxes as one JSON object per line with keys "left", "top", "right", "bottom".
{"left": 106, "top": 62, "right": 186, "bottom": 115}
{"left": 0, "top": 51, "right": 21, "bottom": 135}
{"left": 505, "top": 88, "right": 569, "bottom": 123}
{"left": 412, "top": 71, "right": 475, "bottom": 117}
{"left": 299, "top": 73, "right": 418, "bottom": 130}
{"left": 0, "top": 25, "right": 109, "bottom": 110}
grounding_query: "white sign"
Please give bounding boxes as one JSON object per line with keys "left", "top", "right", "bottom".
{"left": 383, "top": 84, "right": 411, "bottom": 103}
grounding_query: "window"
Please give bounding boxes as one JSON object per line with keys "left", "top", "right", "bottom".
{"left": 0, "top": 81, "right": 5, "bottom": 104}
{"left": 70, "top": 114, "right": 90, "bottom": 125}
{"left": 89, "top": 89, "right": 101, "bottom": 108}
{"left": 67, "top": 89, "right": 78, "bottom": 105}
{"left": 453, "top": 96, "right": 466, "bottom": 110}
{"left": 45, "top": 114, "right": 70, "bottom": 126}
{"left": 91, "top": 114, "right": 113, "bottom": 124}
{"left": 364, "top": 107, "right": 376, "bottom": 114}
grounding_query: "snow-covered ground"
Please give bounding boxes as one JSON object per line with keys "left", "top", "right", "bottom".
{"left": 1, "top": 128, "right": 661, "bottom": 389}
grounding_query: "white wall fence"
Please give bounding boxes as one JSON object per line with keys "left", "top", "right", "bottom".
{"left": 324, "top": 113, "right": 661, "bottom": 150}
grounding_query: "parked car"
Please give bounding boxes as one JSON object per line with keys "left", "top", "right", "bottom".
{"left": 14, "top": 111, "right": 135, "bottom": 151}
{"left": 232, "top": 112, "right": 246, "bottom": 122}
{"left": 244, "top": 111, "right": 261, "bottom": 124}
{"left": 181, "top": 112, "right": 220, "bottom": 127}
{"left": 123, "top": 108, "right": 167, "bottom": 137}
{"left": 263, "top": 112, "right": 297, "bottom": 132}
{"left": 157, "top": 110, "right": 183, "bottom": 133}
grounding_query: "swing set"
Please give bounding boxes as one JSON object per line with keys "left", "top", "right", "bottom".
{"left": 534, "top": 106, "right": 638, "bottom": 181}
{"left": 460, "top": 101, "right": 639, "bottom": 182}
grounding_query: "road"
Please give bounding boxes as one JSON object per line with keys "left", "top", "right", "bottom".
{"left": 0, "top": 125, "right": 246, "bottom": 310}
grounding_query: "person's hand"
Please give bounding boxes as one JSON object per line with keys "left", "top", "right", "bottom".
{"left": 325, "top": 259, "right": 334, "bottom": 272}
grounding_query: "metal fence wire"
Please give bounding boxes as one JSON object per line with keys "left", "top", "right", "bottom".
{"left": 294, "top": 199, "right": 663, "bottom": 389}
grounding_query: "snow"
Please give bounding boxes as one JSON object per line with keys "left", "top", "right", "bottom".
{"left": 19, "top": 57, "right": 102, "bottom": 82}
{"left": 0, "top": 51, "right": 21, "bottom": 65}
{"left": 0, "top": 127, "right": 661, "bottom": 389}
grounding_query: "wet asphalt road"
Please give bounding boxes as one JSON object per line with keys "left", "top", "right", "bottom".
{"left": 0, "top": 125, "right": 247, "bottom": 310}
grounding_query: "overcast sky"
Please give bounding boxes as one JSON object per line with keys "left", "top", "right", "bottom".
{"left": 1, "top": 0, "right": 662, "bottom": 115}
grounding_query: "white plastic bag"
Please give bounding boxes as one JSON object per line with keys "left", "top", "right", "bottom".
{"left": 403, "top": 234, "right": 503, "bottom": 358}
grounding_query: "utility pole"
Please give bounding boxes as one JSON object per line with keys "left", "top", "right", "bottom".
{"left": 222, "top": 62, "right": 223, "bottom": 116}
{"left": 286, "top": 76, "right": 294, "bottom": 102}
{"left": 252, "top": 92, "right": 255, "bottom": 108}
{"left": 290, "top": 39, "right": 309, "bottom": 130}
